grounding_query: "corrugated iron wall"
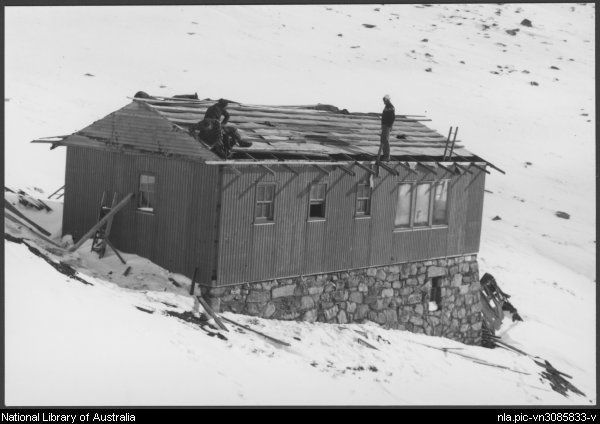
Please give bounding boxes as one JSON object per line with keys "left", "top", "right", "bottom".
{"left": 216, "top": 165, "right": 486, "bottom": 285}
{"left": 63, "top": 146, "right": 220, "bottom": 283}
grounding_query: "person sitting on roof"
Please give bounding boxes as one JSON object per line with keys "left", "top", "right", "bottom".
{"left": 190, "top": 98, "right": 231, "bottom": 150}
{"left": 380, "top": 94, "right": 396, "bottom": 162}
{"left": 190, "top": 98, "right": 251, "bottom": 158}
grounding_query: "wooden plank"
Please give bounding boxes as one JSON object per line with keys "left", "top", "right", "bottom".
{"left": 335, "top": 164, "right": 355, "bottom": 176}
{"left": 105, "top": 238, "right": 127, "bottom": 264}
{"left": 4, "top": 200, "right": 52, "bottom": 236}
{"left": 4, "top": 212, "right": 63, "bottom": 248}
{"left": 219, "top": 315, "right": 291, "bottom": 346}
{"left": 69, "top": 193, "right": 133, "bottom": 252}
{"left": 196, "top": 296, "right": 229, "bottom": 332}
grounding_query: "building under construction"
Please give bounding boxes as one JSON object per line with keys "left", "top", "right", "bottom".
{"left": 35, "top": 95, "right": 503, "bottom": 345}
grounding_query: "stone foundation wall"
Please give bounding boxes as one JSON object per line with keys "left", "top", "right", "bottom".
{"left": 201, "top": 254, "right": 482, "bottom": 345}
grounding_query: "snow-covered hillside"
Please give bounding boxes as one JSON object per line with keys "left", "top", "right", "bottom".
{"left": 4, "top": 4, "right": 595, "bottom": 405}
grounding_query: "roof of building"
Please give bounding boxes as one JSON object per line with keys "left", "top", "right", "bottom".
{"left": 33, "top": 95, "right": 491, "bottom": 167}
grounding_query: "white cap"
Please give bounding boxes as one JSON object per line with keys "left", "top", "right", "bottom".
{"left": 383, "top": 94, "right": 391, "bottom": 100}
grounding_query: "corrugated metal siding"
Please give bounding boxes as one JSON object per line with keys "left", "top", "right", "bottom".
{"left": 216, "top": 163, "right": 485, "bottom": 285}
{"left": 464, "top": 171, "right": 486, "bottom": 253}
{"left": 63, "top": 146, "right": 219, "bottom": 282}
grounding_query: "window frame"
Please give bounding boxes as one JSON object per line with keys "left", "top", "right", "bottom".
{"left": 412, "top": 182, "right": 433, "bottom": 227}
{"left": 307, "top": 182, "right": 328, "bottom": 221}
{"left": 394, "top": 178, "right": 450, "bottom": 231}
{"left": 137, "top": 172, "right": 156, "bottom": 214}
{"left": 394, "top": 182, "right": 414, "bottom": 229}
{"left": 354, "top": 181, "right": 372, "bottom": 218}
{"left": 431, "top": 179, "right": 450, "bottom": 226}
{"left": 254, "top": 182, "right": 276, "bottom": 224}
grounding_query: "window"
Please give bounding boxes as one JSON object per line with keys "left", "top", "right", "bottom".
{"left": 138, "top": 174, "right": 155, "bottom": 212}
{"left": 355, "top": 182, "right": 372, "bottom": 216}
{"left": 309, "top": 183, "right": 327, "bottom": 219}
{"left": 429, "top": 277, "right": 443, "bottom": 311}
{"left": 394, "top": 183, "right": 412, "bottom": 227}
{"left": 432, "top": 180, "right": 449, "bottom": 225}
{"left": 413, "top": 183, "right": 432, "bottom": 227}
{"left": 255, "top": 183, "right": 275, "bottom": 222}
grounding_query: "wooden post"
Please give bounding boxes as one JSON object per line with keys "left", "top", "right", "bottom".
{"left": 104, "top": 239, "right": 127, "bottom": 264}
{"left": 189, "top": 267, "right": 199, "bottom": 295}
{"left": 69, "top": 193, "right": 133, "bottom": 252}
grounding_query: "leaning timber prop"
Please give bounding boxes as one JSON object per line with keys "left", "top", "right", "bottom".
{"left": 69, "top": 193, "right": 133, "bottom": 252}
{"left": 4, "top": 213, "right": 63, "bottom": 249}
{"left": 4, "top": 199, "right": 52, "bottom": 236}
{"left": 195, "top": 296, "right": 229, "bottom": 332}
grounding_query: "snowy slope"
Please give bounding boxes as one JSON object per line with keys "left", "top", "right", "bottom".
{"left": 4, "top": 4, "right": 595, "bottom": 405}
{"left": 3, "top": 233, "right": 590, "bottom": 406}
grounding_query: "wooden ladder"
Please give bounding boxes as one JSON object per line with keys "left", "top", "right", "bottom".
{"left": 88, "top": 191, "right": 126, "bottom": 264}
{"left": 91, "top": 192, "right": 117, "bottom": 257}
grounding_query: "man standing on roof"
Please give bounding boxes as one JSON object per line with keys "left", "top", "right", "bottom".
{"left": 380, "top": 94, "right": 395, "bottom": 162}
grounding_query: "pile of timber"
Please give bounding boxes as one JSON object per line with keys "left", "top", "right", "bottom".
{"left": 480, "top": 272, "right": 523, "bottom": 344}
{"left": 16, "top": 189, "right": 52, "bottom": 212}
{"left": 536, "top": 359, "right": 585, "bottom": 397}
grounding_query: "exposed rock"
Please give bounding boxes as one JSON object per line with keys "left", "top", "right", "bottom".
{"left": 492, "top": 215, "right": 502, "bottom": 221}
{"left": 506, "top": 28, "right": 519, "bottom": 36}
{"left": 520, "top": 19, "right": 532, "bottom": 27}
{"left": 272, "top": 284, "right": 296, "bottom": 298}
{"left": 247, "top": 290, "right": 270, "bottom": 303}
{"left": 555, "top": 211, "right": 570, "bottom": 220}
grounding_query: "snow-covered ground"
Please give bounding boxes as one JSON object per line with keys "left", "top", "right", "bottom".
{"left": 4, "top": 4, "right": 595, "bottom": 405}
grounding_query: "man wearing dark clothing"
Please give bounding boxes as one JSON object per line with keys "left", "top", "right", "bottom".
{"left": 190, "top": 98, "right": 251, "bottom": 158}
{"left": 380, "top": 94, "right": 395, "bottom": 161}
{"left": 204, "top": 98, "right": 230, "bottom": 125}
{"left": 191, "top": 98, "right": 231, "bottom": 151}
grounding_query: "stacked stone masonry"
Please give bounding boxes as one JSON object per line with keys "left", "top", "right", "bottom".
{"left": 201, "top": 254, "right": 482, "bottom": 345}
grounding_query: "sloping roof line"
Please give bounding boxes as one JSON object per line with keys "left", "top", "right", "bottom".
{"left": 33, "top": 96, "right": 484, "bottom": 164}
{"left": 132, "top": 96, "right": 475, "bottom": 161}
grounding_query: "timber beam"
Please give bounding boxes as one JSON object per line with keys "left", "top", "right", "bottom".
{"left": 312, "top": 164, "right": 330, "bottom": 175}
{"left": 453, "top": 162, "right": 473, "bottom": 175}
{"left": 260, "top": 164, "right": 276, "bottom": 175}
{"left": 335, "top": 164, "right": 355, "bottom": 176}
{"left": 378, "top": 161, "right": 399, "bottom": 176}
{"left": 437, "top": 163, "right": 455, "bottom": 174}
{"left": 282, "top": 164, "right": 299, "bottom": 175}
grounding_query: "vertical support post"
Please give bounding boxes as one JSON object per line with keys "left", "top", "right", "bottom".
{"left": 190, "top": 267, "right": 199, "bottom": 295}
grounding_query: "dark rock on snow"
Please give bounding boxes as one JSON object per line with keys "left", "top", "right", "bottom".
{"left": 555, "top": 211, "right": 570, "bottom": 220}
{"left": 520, "top": 19, "right": 532, "bottom": 27}
{"left": 492, "top": 216, "right": 502, "bottom": 221}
